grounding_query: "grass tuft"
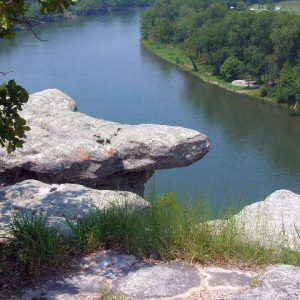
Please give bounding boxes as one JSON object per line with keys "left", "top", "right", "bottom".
{"left": 8, "top": 214, "right": 68, "bottom": 273}
{"left": 1, "top": 193, "right": 300, "bottom": 295}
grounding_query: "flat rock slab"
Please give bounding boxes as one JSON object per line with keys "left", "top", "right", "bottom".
{"left": 200, "top": 267, "right": 254, "bottom": 300}
{"left": 0, "top": 179, "right": 148, "bottom": 237}
{"left": 116, "top": 262, "right": 201, "bottom": 299}
{"left": 0, "top": 89, "right": 210, "bottom": 194}
{"left": 231, "top": 265, "right": 300, "bottom": 300}
{"left": 22, "top": 252, "right": 255, "bottom": 300}
{"left": 205, "top": 267, "right": 251, "bottom": 287}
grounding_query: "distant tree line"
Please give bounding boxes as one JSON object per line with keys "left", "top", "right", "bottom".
{"left": 247, "top": 0, "right": 290, "bottom": 4}
{"left": 141, "top": 0, "right": 300, "bottom": 105}
{"left": 26, "top": 0, "right": 154, "bottom": 22}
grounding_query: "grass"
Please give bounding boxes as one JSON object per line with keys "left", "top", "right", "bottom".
{"left": 100, "top": 288, "right": 125, "bottom": 300}
{"left": 276, "top": 1, "right": 300, "bottom": 13}
{"left": 9, "top": 215, "right": 68, "bottom": 270}
{"left": 1, "top": 192, "right": 300, "bottom": 294}
{"left": 141, "top": 40, "right": 277, "bottom": 104}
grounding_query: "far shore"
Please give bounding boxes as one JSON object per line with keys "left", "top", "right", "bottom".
{"left": 141, "top": 40, "right": 284, "bottom": 106}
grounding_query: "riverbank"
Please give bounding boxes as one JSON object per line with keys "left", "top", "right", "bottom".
{"left": 141, "top": 40, "right": 277, "bottom": 104}
{"left": 23, "top": 1, "right": 151, "bottom": 25}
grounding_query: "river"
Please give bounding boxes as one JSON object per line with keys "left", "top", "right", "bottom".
{"left": 1, "top": 9, "right": 299, "bottom": 208}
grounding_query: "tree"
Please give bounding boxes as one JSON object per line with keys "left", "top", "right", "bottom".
{"left": 244, "top": 45, "right": 266, "bottom": 81}
{"left": 220, "top": 56, "right": 244, "bottom": 81}
{"left": 152, "top": 18, "right": 174, "bottom": 43}
{"left": 181, "top": 37, "right": 198, "bottom": 71}
{"left": 276, "top": 63, "right": 300, "bottom": 106}
{"left": 236, "top": 1, "right": 247, "bottom": 11}
{"left": 141, "top": 0, "right": 300, "bottom": 105}
{"left": 0, "top": 0, "right": 75, "bottom": 153}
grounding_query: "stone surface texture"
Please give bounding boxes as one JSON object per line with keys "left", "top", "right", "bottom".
{"left": 0, "top": 179, "right": 148, "bottom": 237}
{"left": 231, "top": 265, "right": 300, "bottom": 300}
{"left": 234, "top": 189, "right": 300, "bottom": 249}
{"left": 22, "top": 252, "right": 255, "bottom": 300}
{"left": 116, "top": 262, "right": 201, "bottom": 299}
{"left": 0, "top": 89, "right": 210, "bottom": 194}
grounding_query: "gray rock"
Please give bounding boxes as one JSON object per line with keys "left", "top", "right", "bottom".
{"left": 0, "top": 89, "right": 210, "bottom": 194}
{"left": 116, "top": 262, "right": 201, "bottom": 299}
{"left": 24, "top": 255, "right": 203, "bottom": 300}
{"left": 201, "top": 267, "right": 254, "bottom": 300}
{"left": 0, "top": 179, "right": 148, "bottom": 237}
{"left": 231, "top": 265, "right": 300, "bottom": 300}
{"left": 23, "top": 253, "right": 140, "bottom": 300}
{"left": 234, "top": 190, "right": 300, "bottom": 250}
{"left": 205, "top": 268, "right": 252, "bottom": 288}
{"left": 21, "top": 252, "right": 256, "bottom": 300}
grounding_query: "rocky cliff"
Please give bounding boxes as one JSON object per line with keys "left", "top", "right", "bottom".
{"left": 0, "top": 89, "right": 210, "bottom": 194}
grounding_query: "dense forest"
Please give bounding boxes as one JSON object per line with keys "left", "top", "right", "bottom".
{"left": 141, "top": 0, "right": 300, "bottom": 105}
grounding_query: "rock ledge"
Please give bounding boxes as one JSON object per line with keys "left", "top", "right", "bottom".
{"left": 0, "top": 89, "right": 210, "bottom": 194}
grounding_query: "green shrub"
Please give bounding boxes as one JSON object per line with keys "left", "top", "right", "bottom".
{"left": 220, "top": 57, "right": 245, "bottom": 82}
{"left": 259, "top": 86, "right": 268, "bottom": 97}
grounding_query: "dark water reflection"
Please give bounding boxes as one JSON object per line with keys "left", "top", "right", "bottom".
{"left": 0, "top": 9, "right": 299, "bottom": 208}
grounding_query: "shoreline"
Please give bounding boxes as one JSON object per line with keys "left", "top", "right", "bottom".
{"left": 141, "top": 40, "right": 278, "bottom": 105}
{"left": 19, "top": 5, "right": 149, "bottom": 28}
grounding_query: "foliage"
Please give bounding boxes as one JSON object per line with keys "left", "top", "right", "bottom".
{"left": 2, "top": 192, "right": 300, "bottom": 292}
{"left": 259, "top": 86, "right": 268, "bottom": 97}
{"left": 0, "top": 80, "right": 30, "bottom": 153}
{"left": 276, "top": 63, "right": 300, "bottom": 105}
{"left": 220, "top": 56, "right": 245, "bottom": 81}
{"left": 99, "top": 288, "right": 125, "bottom": 300}
{"left": 0, "top": 0, "right": 154, "bottom": 153}
{"left": 141, "top": 0, "right": 300, "bottom": 103}
{"left": 0, "top": 0, "right": 75, "bottom": 39}
{"left": 142, "top": 40, "right": 257, "bottom": 95}
{"left": 68, "top": 204, "right": 142, "bottom": 253}
{"left": 26, "top": 0, "right": 154, "bottom": 22}
{"left": 0, "top": 0, "right": 79, "bottom": 153}
{"left": 8, "top": 214, "right": 68, "bottom": 273}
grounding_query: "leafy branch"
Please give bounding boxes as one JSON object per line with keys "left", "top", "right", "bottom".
{"left": 0, "top": 0, "right": 76, "bottom": 153}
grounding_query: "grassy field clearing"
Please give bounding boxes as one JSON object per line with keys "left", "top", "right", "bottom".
{"left": 251, "top": 1, "right": 300, "bottom": 13}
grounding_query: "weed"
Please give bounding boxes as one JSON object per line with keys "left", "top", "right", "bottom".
{"left": 99, "top": 288, "right": 124, "bottom": 300}
{"left": 8, "top": 214, "right": 68, "bottom": 273}
{"left": 2, "top": 193, "right": 300, "bottom": 291}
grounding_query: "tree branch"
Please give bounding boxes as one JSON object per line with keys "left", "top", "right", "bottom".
{"left": 11, "top": 16, "right": 49, "bottom": 42}
{"left": 0, "top": 71, "right": 13, "bottom": 76}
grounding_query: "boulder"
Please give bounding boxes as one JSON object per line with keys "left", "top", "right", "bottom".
{"left": 0, "top": 89, "right": 210, "bottom": 194}
{"left": 115, "top": 262, "right": 201, "bottom": 299}
{"left": 234, "top": 190, "right": 300, "bottom": 250}
{"left": 232, "top": 79, "right": 259, "bottom": 88}
{"left": 0, "top": 179, "right": 148, "bottom": 237}
{"left": 231, "top": 265, "right": 300, "bottom": 300}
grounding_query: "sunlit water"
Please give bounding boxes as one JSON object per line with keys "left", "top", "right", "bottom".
{"left": 1, "top": 9, "right": 299, "bottom": 209}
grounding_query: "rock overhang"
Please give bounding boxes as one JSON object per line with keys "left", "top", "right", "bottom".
{"left": 0, "top": 89, "right": 210, "bottom": 194}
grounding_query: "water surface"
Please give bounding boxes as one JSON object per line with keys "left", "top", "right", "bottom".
{"left": 1, "top": 9, "right": 299, "bottom": 208}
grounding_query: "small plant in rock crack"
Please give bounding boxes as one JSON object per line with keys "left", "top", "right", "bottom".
{"left": 99, "top": 288, "right": 125, "bottom": 300}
